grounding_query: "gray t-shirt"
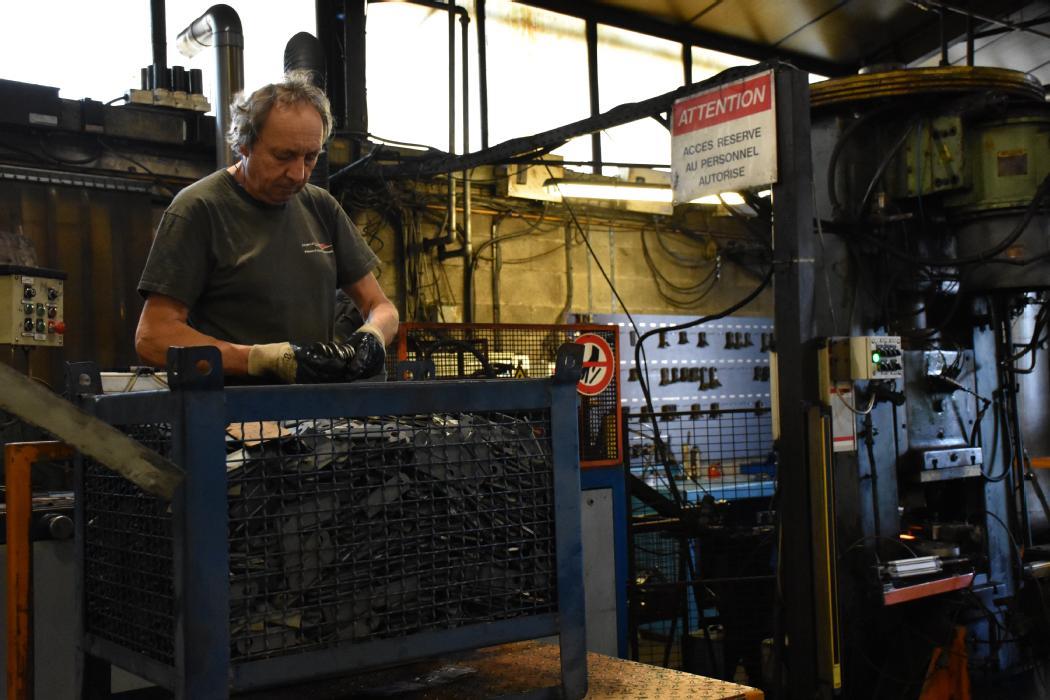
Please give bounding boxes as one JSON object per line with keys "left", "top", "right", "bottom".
{"left": 138, "top": 170, "right": 379, "bottom": 345}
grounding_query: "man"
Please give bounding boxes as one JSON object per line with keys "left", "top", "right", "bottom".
{"left": 135, "top": 73, "right": 398, "bottom": 382}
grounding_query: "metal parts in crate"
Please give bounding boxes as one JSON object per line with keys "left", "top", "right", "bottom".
{"left": 74, "top": 345, "right": 587, "bottom": 699}
{"left": 225, "top": 414, "right": 559, "bottom": 659}
{"left": 0, "top": 264, "right": 66, "bottom": 346}
{"left": 388, "top": 322, "right": 622, "bottom": 467}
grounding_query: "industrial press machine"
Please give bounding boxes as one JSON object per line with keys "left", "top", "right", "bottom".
{"left": 806, "top": 65, "right": 1050, "bottom": 694}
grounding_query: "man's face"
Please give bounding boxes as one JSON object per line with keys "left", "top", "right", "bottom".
{"left": 239, "top": 101, "right": 324, "bottom": 205}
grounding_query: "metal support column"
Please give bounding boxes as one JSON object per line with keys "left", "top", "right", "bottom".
{"left": 71, "top": 363, "right": 112, "bottom": 700}
{"left": 316, "top": 0, "right": 345, "bottom": 129}
{"left": 585, "top": 19, "right": 601, "bottom": 174}
{"left": 770, "top": 65, "right": 821, "bottom": 698}
{"left": 5, "top": 441, "right": 75, "bottom": 700}
{"left": 150, "top": 0, "right": 168, "bottom": 75}
{"left": 168, "top": 347, "right": 230, "bottom": 699}
{"left": 477, "top": 0, "right": 490, "bottom": 150}
{"left": 344, "top": 0, "right": 368, "bottom": 158}
{"left": 972, "top": 300, "right": 1020, "bottom": 671}
{"left": 551, "top": 345, "right": 588, "bottom": 699}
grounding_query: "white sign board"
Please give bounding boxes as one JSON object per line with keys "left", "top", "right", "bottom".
{"left": 671, "top": 70, "right": 777, "bottom": 204}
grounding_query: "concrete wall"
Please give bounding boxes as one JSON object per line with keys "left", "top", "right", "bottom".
{"left": 355, "top": 198, "right": 773, "bottom": 326}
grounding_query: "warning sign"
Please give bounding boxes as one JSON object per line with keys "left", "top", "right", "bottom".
{"left": 670, "top": 69, "right": 777, "bottom": 204}
{"left": 574, "top": 333, "right": 615, "bottom": 397}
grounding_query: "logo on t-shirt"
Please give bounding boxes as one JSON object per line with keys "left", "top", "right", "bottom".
{"left": 302, "top": 242, "right": 334, "bottom": 255}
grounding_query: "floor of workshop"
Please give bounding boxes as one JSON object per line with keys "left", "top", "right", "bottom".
{"left": 110, "top": 640, "right": 763, "bottom": 699}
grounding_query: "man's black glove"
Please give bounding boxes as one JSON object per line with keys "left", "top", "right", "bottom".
{"left": 247, "top": 324, "right": 386, "bottom": 383}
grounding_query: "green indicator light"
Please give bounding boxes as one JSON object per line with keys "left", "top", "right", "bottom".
{"left": 872, "top": 352, "right": 881, "bottom": 363}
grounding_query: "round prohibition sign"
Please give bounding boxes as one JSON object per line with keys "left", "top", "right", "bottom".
{"left": 574, "top": 333, "right": 615, "bottom": 396}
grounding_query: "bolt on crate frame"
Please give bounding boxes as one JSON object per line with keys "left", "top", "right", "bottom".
{"left": 72, "top": 346, "right": 587, "bottom": 699}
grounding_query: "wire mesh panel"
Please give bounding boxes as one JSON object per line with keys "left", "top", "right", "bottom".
{"left": 388, "top": 323, "right": 621, "bottom": 467}
{"left": 626, "top": 407, "right": 776, "bottom": 687}
{"left": 628, "top": 407, "right": 774, "bottom": 504}
{"left": 82, "top": 424, "right": 175, "bottom": 665}
{"left": 224, "top": 412, "right": 558, "bottom": 662}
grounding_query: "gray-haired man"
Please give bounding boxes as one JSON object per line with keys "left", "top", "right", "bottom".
{"left": 135, "top": 73, "right": 398, "bottom": 383}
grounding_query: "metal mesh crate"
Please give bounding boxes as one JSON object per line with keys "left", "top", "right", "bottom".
{"left": 626, "top": 407, "right": 776, "bottom": 687}
{"left": 75, "top": 346, "right": 586, "bottom": 698}
{"left": 387, "top": 323, "right": 621, "bottom": 468}
{"left": 82, "top": 424, "right": 175, "bottom": 666}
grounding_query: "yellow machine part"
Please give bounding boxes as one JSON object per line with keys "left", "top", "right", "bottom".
{"left": 811, "top": 66, "right": 1044, "bottom": 110}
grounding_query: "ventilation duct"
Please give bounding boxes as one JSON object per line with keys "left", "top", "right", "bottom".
{"left": 177, "top": 4, "right": 244, "bottom": 168}
{"left": 284, "top": 32, "right": 329, "bottom": 189}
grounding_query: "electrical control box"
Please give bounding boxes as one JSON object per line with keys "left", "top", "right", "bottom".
{"left": 827, "top": 335, "right": 903, "bottom": 381}
{"left": 0, "top": 265, "right": 67, "bottom": 347}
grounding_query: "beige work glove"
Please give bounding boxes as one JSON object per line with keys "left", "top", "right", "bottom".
{"left": 247, "top": 324, "right": 386, "bottom": 383}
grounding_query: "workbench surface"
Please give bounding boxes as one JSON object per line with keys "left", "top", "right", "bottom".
{"left": 233, "top": 640, "right": 764, "bottom": 699}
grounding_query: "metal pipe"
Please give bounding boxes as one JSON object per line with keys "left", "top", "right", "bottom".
{"left": 447, "top": 0, "right": 457, "bottom": 278}
{"left": 285, "top": 32, "right": 330, "bottom": 189}
{"left": 491, "top": 217, "right": 501, "bottom": 323}
{"left": 151, "top": 0, "right": 168, "bottom": 70}
{"left": 682, "top": 43, "right": 692, "bottom": 84}
{"left": 910, "top": 0, "right": 1050, "bottom": 41}
{"left": 315, "top": 1, "right": 343, "bottom": 126}
{"left": 975, "top": 16, "right": 1050, "bottom": 39}
{"left": 476, "top": 0, "right": 490, "bottom": 149}
{"left": 176, "top": 4, "right": 244, "bottom": 168}
{"left": 939, "top": 6, "right": 949, "bottom": 66}
{"left": 586, "top": 18, "right": 601, "bottom": 174}
{"left": 560, "top": 221, "right": 574, "bottom": 322}
{"left": 966, "top": 6, "right": 975, "bottom": 67}
{"left": 461, "top": 7, "right": 473, "bottom": 323}
{"left": 995, "top": 297, "right": 1033, "bottom": 548}
{"left": 344, "top": 0, "right": 368, "bottom": 159}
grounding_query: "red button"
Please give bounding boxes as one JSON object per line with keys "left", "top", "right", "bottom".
{"left": 53, "top": 321, "right": 66, "bottom": 334}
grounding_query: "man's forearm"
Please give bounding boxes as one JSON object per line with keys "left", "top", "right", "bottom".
{"left": 136, "top": 321, "right": 252, "bottom": 374}
{"left": 363, "top": 301, "right": 400, "bottom": 346}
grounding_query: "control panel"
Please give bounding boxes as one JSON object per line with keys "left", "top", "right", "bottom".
{"left": 832, "top": 335, "right": 903, "bottom": 380}
{"left": 0, "top": 266, "right": 67, "bottom": 347}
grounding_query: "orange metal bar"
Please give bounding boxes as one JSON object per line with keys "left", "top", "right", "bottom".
{"left": 4, "top": 441, "right": 74, "bottom": 700}
{"left": 883, "top": 572, "right": 975, "bottom": 606}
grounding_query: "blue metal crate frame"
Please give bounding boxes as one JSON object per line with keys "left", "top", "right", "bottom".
{"left": 73, "top": 346, "right": 587, "bottom": 699}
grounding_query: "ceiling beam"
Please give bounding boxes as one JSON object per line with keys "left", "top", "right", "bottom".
{"left": 514, "top": 0, "right": 856, "bottom": 77}
{"left": 860, "top": 0, "right": 1035, "bottom": 67}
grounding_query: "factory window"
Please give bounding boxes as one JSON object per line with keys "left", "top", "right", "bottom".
{"left": 366, "top": 2, "right": 761, "bottom": 172}
{"left": 366, "top": 2, "right": 479, "bottom": 153}
{"left": 482, "top": 2, "right": 592, "bottom": 166}
{"left": 365, "top": 1, "right": 592, "bottom": 161}
{"left": 2, "top": 1, "right": 766, "bottom": 167}
{"left": 2, "top": 1, "right": 152, "bottom": 102}
{"left": 596, "top": 25, "right": 683, "bottom": 172}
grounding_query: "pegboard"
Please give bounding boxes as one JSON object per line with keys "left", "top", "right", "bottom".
{"left": 588, "top": 313, "right": 773, "bottom": 415}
